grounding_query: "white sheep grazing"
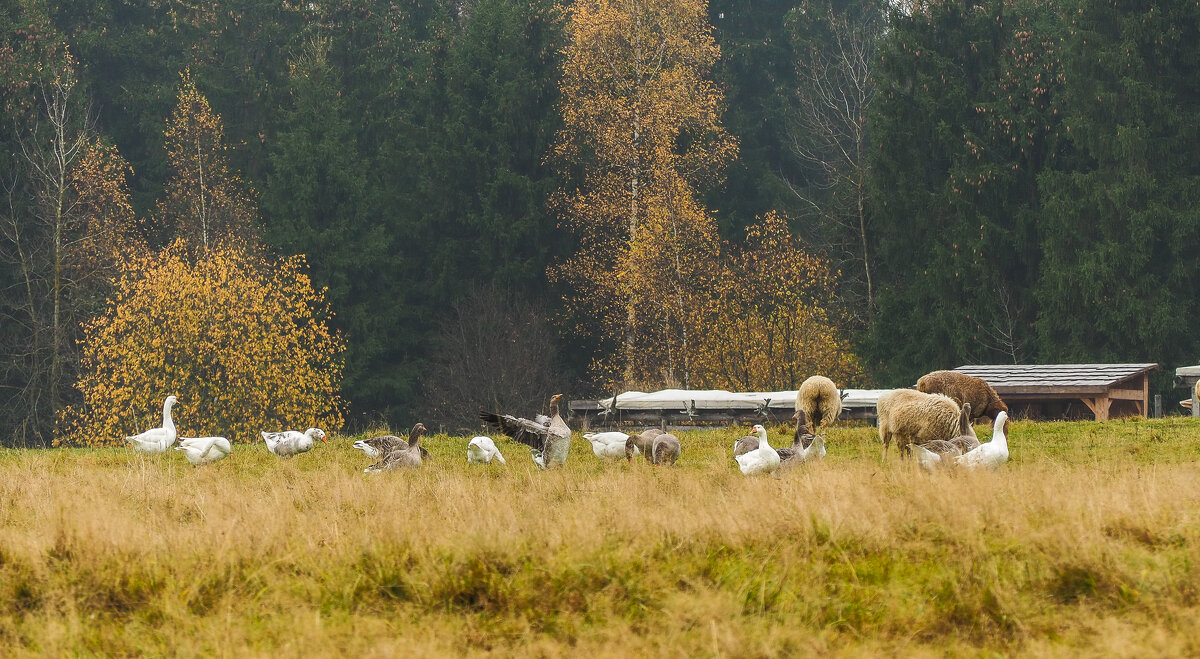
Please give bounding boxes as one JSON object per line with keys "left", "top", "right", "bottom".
{"left": 795, "top": 375, "right": 842, "bottom": 433}
{"left": 876, "top": 389, "right": 961, "bottom": 461}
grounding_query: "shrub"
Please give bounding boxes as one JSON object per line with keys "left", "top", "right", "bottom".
{"left": 59, "top": 240, "right": 344, "bottom": 446}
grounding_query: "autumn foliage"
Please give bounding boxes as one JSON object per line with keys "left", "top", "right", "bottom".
{"left": 59, "top": 241, "right": 345, "bottom": 446}
{"left": 550, "top": 0, "right": 736, "bottom": 390}
{"left": 155, "top": 70, "right": 257, "bottom": 250}
{"left": 691, "top": 212, "right": 861, "bottom": 391}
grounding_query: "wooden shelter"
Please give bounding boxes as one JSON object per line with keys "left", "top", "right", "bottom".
{"left": 953, "top": 363, "right": 1158, "bottom": 421}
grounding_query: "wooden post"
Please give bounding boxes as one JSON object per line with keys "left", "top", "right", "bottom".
{"left": 1082, "top": 396, "right": 1112, "bottom": 421}
{"left": 1154, "top": 394, "right": 1162, "bottom": 419}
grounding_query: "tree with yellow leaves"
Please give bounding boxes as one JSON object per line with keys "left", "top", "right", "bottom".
{"left": 550, "top": 0, "right": 737, "bottom": 391}
{"left": 59, "top": 241, "right": 345, "bottom": 446}
{"left": 692, "top": 212, "right": 860, "bottom": 391}
{"left": 154, "top": 70, "right": 257, "bottom": 250}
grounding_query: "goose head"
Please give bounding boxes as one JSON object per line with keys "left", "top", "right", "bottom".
{"left": 164, "top": 395, "right": 179, "bottom": 408}
{"left": 624, "top": 436, "right": 637, "bottom": 461}
{"left": 993, "top": 411, "right": 1009, "bottom": 438}
{"left": 752, "top": 424, "right": 769, "bottom": 447}
{"left": 307, "top": 428, "right": 328, "bottom": 444}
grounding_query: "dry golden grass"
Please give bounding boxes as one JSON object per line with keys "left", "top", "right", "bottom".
{"left": 2, "top": 417, "right": 1200, "bottom": 656}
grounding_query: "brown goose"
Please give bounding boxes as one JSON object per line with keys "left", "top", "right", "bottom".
{"left": 948, "top": 402, "right": 981, "bottom": 453}
{"left": 364, "top": 423, "right": 427, "bottom": 472}
{"left": 733, "top": 428, "right": 763, "bottom": 458}
{"left": 912, "top": 404, "right": 979, "bottom": 471}
{"left": 480, "top": 393, "right": 571, "bottom": 469}
{"left": 648, "top": 433, "right": 681, "bottom": 465}
{"left": 624, "top": 428, "right": 665, "bottom": 461}
{"left": 778, "top": 410, "right": 825, "bottom": 464}
{"left": 354, "top": 433, "right": 431, "bottom": 460}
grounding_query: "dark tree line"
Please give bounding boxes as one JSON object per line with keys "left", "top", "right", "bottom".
{"left": 2, "top": 0, "right": 1199, "bottom": 444}
{"left": 863, "top": 0, "right": 1200, "bottom": 402}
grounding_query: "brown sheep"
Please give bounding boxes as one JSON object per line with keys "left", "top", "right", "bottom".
{"left": 795, "top": 375, "right": 842, "bottom": 433}
{"left": 876, "top": 389, "right": 961, "bottom": 461}
{"left": 916, "top": 370, "right": 1008, "bottom": 422}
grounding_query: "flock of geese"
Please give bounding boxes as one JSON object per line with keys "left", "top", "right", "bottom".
{"left": 123, "top": 390, "right": 1011, "bottom": 475}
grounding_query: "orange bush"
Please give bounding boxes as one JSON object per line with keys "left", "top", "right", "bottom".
{"left": 692, "top": 212, "right": 861, "bottom": 391}
{"left": 59, "top": 240, "right": 344, "bottom": 446}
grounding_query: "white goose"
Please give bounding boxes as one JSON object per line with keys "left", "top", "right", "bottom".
{"left": 176, "top": 436, "right": 232, "bottom": 466}
{"left": 261, "top": 427, "right": 326, "bottom": 458}
{"left": 954, "top": 411, "right": 1010, "bottom": 470}
{"left": 126, "top": 395, "right": 179, "bottom": 454}
{"left": 467, "top": 436, "right": 506, "bottom": 465}
{"left": 584, "top": 431, "right": 634, "bottom": 460}
{"left": 911, "top": 442, "right": 956, "bottom": 472}
{"left": 735, "top": 424, "right": 781, "bottom": 476}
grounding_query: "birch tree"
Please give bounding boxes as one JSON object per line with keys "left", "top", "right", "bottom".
{"left": 0, "top": 54, "right": 142, "bottom": 446}
{"left": 154, "top": 70, "right": 257, "bottom": 251}
{"left": 550, "top": 0, "right": 736, "bottom": 390}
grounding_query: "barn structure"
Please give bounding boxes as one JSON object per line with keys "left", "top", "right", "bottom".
{"left": 952, "top": 363, "right": 1158, "bottom": 421}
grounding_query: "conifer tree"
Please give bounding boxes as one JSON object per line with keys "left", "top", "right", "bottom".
{"left": 1035, "top": 0, "right": 1200, "bottom": 371}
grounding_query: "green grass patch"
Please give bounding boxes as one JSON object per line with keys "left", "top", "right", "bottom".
{"left": 1, "top": 417, "right": 1199, "bottom": 654}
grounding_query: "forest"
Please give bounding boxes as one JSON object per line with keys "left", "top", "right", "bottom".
{"left": 1, "top": 0, "right": 1198, "bottom": 446}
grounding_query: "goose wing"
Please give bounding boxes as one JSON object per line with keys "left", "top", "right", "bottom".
{"left": 354, "top": 435, "right": 403, "bottom": 459}
{"left": 733, "top": 436, "right": 758, "bottom": 457}
{"left": 479, "top": 411, "right": 549, "bottom": 451}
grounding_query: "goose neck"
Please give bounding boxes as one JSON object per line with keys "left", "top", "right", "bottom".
{"left": 162, "top": 399, "right": 176, "bottom": 430}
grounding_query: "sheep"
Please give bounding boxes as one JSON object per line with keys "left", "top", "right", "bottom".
{"left": 876, "top": 388, "right": 961, "bottom": 461}
{"left": 916, "top": 370, "right": 1008, "bottom": 423}
{"left": 795, "top": 375, "right": 843, "bottom": 433}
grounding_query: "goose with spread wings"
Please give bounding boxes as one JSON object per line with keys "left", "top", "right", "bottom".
{"left": 479, "top": 393, "right": 571, "bottom": 469}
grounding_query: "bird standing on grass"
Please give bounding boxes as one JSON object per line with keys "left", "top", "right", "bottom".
{"left": 126, "top": 395, "right": 180, "bottom": 454}
{"left": 354, "top": 433, "right": 430, "bottom": 461}
{"left": 261, "top": 427, "right": 326, "bottom": 458}
{"left": 176, "top": 436, "right": 232, "bottom": 466}
{"left": 365, "top": 423, "right": 428, "bottom": 472}
{"left": 480, "top": 394, "right": 571, "bottom": 469}
{"left": 735, "top": 424, "right": 781, "bottom": 476}
{"left": 467, "top": 436, "right": 506, "bottom": 465}
{"left": 955, "top": 411, "right": 1010, "bottom": 470}
{"left": 584, "top": 431, "right": 633, "bottom": 459}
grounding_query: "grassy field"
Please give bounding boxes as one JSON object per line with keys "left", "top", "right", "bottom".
{"left": 2, "top": 417, "right": 1200, "bottom": 656}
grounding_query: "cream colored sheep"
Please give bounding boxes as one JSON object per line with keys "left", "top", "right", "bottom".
{"left": 795, "top": 375, "right": 842, "bottom": 433}
{"left": 876, "top": 389, "right": 961, "bottom": 461}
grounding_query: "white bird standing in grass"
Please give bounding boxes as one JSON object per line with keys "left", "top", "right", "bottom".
{"left": 176, "top": 436, "right": 232, "bottom": 466}
{"left": 735, "top": 424, "right": 780, "bottom": 476}
{"left": 911, "top": 442, "right": 956, "bottom": 472}
{"left": 261, "top": 427, "right": 326, "bottom": 458}
{"left": 584, "top": 431, "right": 633, "bottom": 459}
{"left": 955, "top": 411, "right": 1010, "bottom": 470}
{"left": 467, "top": 436, "right": 506, "bottom": 464}
{"left": 125, "top": 395, "right": 179, "bottom": 454}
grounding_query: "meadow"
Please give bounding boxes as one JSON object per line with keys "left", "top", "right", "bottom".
{"left": 1, "top": 417, "right": 1199, "bottom": 657}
